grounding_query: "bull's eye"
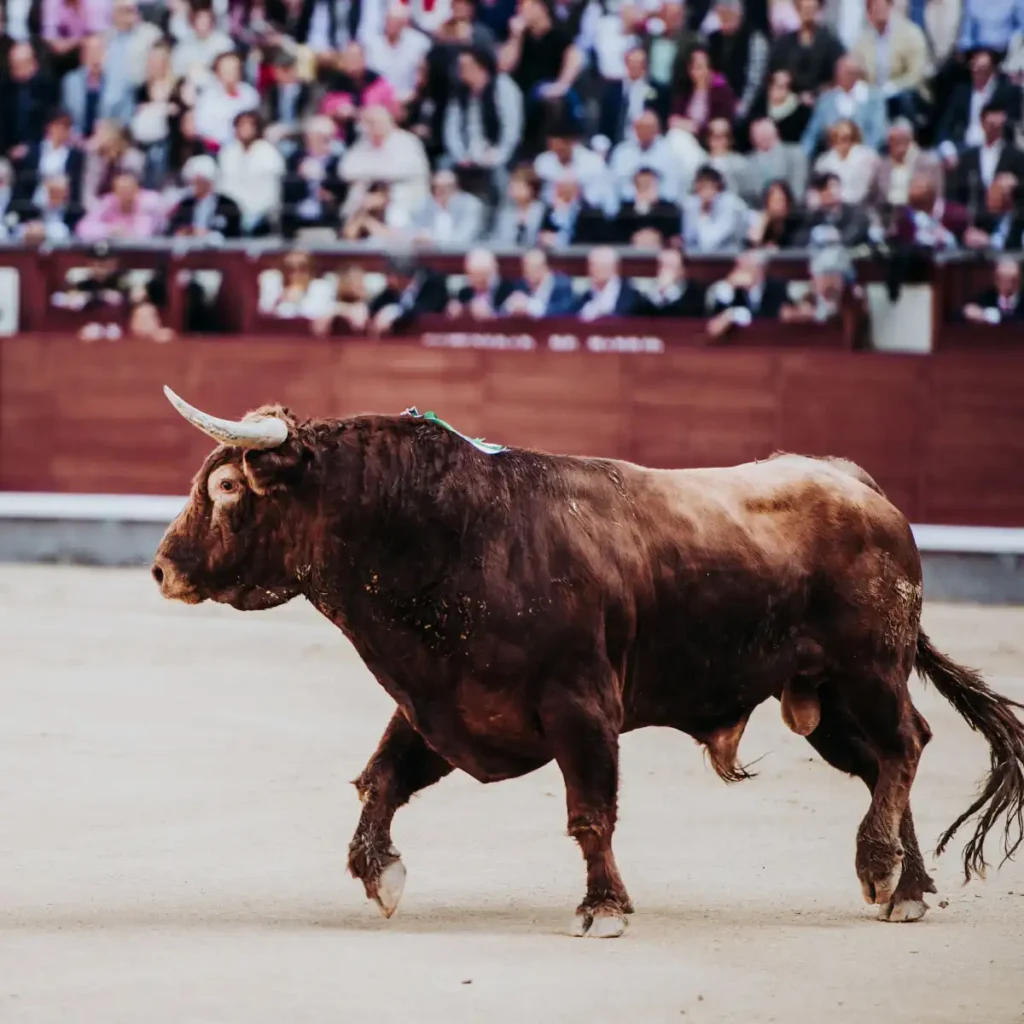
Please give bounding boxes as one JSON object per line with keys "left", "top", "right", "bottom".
{"left": 220, "top": 480, "right": 235, "bottom": 492}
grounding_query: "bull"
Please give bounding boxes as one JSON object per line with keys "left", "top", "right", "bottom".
{"left": 153, "top": 387, "right": 1024, "bottom": 937}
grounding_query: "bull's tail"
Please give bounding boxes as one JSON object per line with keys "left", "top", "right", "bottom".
{"left": 917, "top": 631, "right": 1024, "bottom": 880}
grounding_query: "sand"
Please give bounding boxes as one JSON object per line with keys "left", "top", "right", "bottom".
{"left": 1, "top": 565, "right": 1022, "bottom": 1024}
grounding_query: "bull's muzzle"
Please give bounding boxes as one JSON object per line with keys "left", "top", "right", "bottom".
{"left": 151, "top": 555, "right": 203, "bottom": 604}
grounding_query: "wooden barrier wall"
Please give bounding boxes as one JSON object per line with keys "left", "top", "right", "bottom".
{"left": 2, "top": 335, "right": 1024, "bottom": 526}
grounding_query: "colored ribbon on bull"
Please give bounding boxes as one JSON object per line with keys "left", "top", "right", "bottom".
{"left": 400, "top": 407, "right": 508, "bottom": 455}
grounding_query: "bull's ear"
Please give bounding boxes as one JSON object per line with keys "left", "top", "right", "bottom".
{"left": 239, "top": 406, "right": 305, "bottom": 495}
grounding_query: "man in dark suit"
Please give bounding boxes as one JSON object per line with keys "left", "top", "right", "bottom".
{"left": 706, "top": 251, "right": 789, "bottom": 339}
{"left": 537, "top": 173, "right": 609, "bottom": 247}
{"left": 963, "top": 173, "right": 1024, "bottom": 252}
{"left": 263, "top": 50, "right": 314, "bottom": 138}
{"left": 574, "top": 246, "right": 641, "bottom": 321}
{"left": 13, "top": 111, "right": 84, "bottom": 205}
{"left": 369, "top": 255, "right": 449, "bottom": 335}
{"left": 502, "top": 248, "right": 577, "bottom": 318}
{"left": 0, "top": 43, "right": 56, "bottom": 157}
{"left": 166, "top": 155, "right": 243, "bottom": 239}
{"left": 281, "top": 114, "right": 346, "bottom": 238}
{"left": 597, "top": 46, "right": 670, "bottom": 146}
{"left": 449, "top": 248, "right": 519, "bottom": 320}
{"left": 636, "top": 249, "right": 706, "bottom": 317}
{"left": 962, "top": 258, "right": 1024, "bottom": 324}
{"left": 948, "top": 101, "right": 1024, "bottom": 211}
{"left": 794, "top": 172, "right": 872, "bottom": 248}
{"left": 614, "top": 167, "right": 682, "bottom": 246}
{"left": 11, "top": 172, "right": 83, "bottom": 241}
{"left": 937, "top": 49, "right": 1022, "bottom": 156}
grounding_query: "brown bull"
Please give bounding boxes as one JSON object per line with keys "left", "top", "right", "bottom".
{"left": 153, "top": 387, "right": 1024, "bottom": 937}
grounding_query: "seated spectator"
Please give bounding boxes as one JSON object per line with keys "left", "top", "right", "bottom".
{"left": 448, "top": 248, "right": 518, "bottom": 320}
{"left": 282, "top": 115, "right": 346, "bottom": 238}
{"left": 218, "top": 111, "right": 285, "bottom": 236}
{"left": 955, "top": 0, "right": 1024, "bottom": 56}
{"left": 869, "top": 118, "right": 943, "bottom": 211}
{"left": 490, "top": 165, "right": 545, "bottom": 246}
{"left": 53, "top": 243, "right": 134, "bottom": 312}
{"left": 396, "top": 58, "right": 441, "bottom": 162}
{"left": 14, "top": 173, "right": 84, "bottom": 242}
{"left": 706, "top": 250, "right": 790, "bottom": 338}
{"left": 443, "top": 46, "right": 524, "bottom": 198}
{"left": 62, "top": 34, "right": 134, "bottom": 141}
{"left": 768, "top": 0, "right": 845, "bottom": 97}
{"left": 194, "top": 52, "right": 260, "bottom": 149}
{"left": 321, "top": 42, "right": 396, "bottom": 148}
{"left": 670, "top": 43, "right": 736, "bottom": 139}
{"left": 802, "top": 56, "right": 887, "bottom": 158}
{"left": 43, "top": 0, "right": 111, "bottom": 65}
{"left": 813, "top": 119, "right": 879, "bottom": 204}
{"left": 636, "top": 248, "right": 707, "bottom": 316}
{"left": 501, "top": 247, "right": 576, "bottom": 317}
{"left": 106, "top": 0, "right": 162, "bottom": 88}
{"left": 409, "top": 168, "right": 485, "bottom": 245}
{"left": 748, "top": 118, "right": 808, "bottom": 200}
{"left": 171, "top": 6, "right": 234, "bottom": 82}
{"left": 748, "top": 69, "right": 813, "bottom": 145}
{"left": 853, "top": 0, "right": 928, "bottom": 121}
{"left": 368, "top": 254, "right": 449, "bottom": 335}
{"left": 167, "top": 109, "right": 210, "bottom": 184}
{"left": 262, "top": 51, "right": 316, "bottom": 145}
{"left": 311, "top": 266, "right": 371, "bottom": 335}
{"left": 962, "top": 258, "right": 1024, "bottom": 324}
{"left": 573, "top": 246, "right": 640, "bottom": 321}
{"left": 76, "top": 169, "right": 164, "bottom": 240}
{"left": 534, "top": 123, "right": 613, "bottom": 210}
{"left": 889, "top": 172, "right": 968, "bottom": 249}
{"left": 614, "top": 167, "right": 682, "bottom": 246}
{"left": 259, "top": 251, "right": 336, "bottom": 320}
{"left": 608, "top": 110, "right": 681, "bottom": 207}
{"left": 430, "top": 0, "right": 498, "bottom": 96}
{"left": 537, "top": 172, "right": 608, "bottom": 247}
{"left": 947, "top": 101, "right": 1024, "bottom": 209}
{"left": 131, "top": 41, "right": 182, "bottom": 185}
{"left": 0, "top": 43, "right": 57, "bottom": 156}
{"left": 964, "top": 174, "right": 1024, "bottom": 252}
{"left": 659, "top": 1, "right": 705, "bottom": 94}
{"left": 340, "top": 105, "right": 431, "bottom": 221}
{"left": 597, "top": 45, "right": 670, "bottom": 148}
{"left": 781, "top": 245, "right": 854, "bottom": 323}
{"left": 590, "top": 3, "right": 649, "bottom": 85}
{"left": 364, "top": 7, "right": 432, "bottom": 106}
{"left": 15, "top": 111, "right": 84, "bottom": 207}
{"left": 681, "top": 164, "right": 750, "bottom": 253}
{"left": 794, "top": 171, "right": 871, "bottom": 247}
{"left": 706, "top": 0, "right": 769, "bottom": 124}
{"left": 706, "top": 118, "right": 759, "bottom": 204}
{"left": 0, "top": 160, "right": 15, "bottom": 235}
{"left": 341, "top": 181, "right": 410, "bottom": 241}
{"left": 747, "top": 179, "right": 800, "bottom": 248}
{"left": 167, "top": 154, "right": 242, "bottom": 239}
{"left": 938, "top": 49, "right": 1021, "bottom": 158}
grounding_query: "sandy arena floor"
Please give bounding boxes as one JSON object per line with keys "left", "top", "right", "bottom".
{"left": 1, "top": 565, "right": 1023, "bottom": 1024}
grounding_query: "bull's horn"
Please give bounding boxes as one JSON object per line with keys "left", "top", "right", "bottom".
{"left": 163, "top": 386, "right": 289, "bottom": 450}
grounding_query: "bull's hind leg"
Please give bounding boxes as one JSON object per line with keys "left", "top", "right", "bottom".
{"left": 806, "top": 680, "right": 935, "bottom": 921}
{"left": 540, "top": 681, "right": 631, "bottom": 938}
{"left": 348, "top": 710, "right": 454, "bottom": 917}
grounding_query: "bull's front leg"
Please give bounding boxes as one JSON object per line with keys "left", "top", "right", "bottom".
{"left": 348, "top": 709, "right": 454, "bottom": 918}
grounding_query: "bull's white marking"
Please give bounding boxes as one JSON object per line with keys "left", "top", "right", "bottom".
{"left": 879, "top": 899, "right": 928, "bottom": 923}
{"left": 374, "top": 859, "right": 406, "bottom": 919}
{"left": 571, "top": 909, "right": 627, "bottom": 939}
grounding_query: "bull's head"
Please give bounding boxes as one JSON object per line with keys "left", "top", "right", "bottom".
{"left": 152, "top": 387, "right": 311, "bottom": 610}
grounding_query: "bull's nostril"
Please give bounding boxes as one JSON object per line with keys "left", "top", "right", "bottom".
{"left": 152, "top": 564, "right": 165, "bottom": 586}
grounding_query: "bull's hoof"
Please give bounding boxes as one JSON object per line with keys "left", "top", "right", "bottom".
{"left": 859, "top": 858, "right": 904, "bottom": 906}
{"left": 373, "top": 859, "right": 407, "bottom": 919}
{"left": 571, "top": 905, "right": 628, "bottom": 939}
{"left": 878, "top": 898, "right": 928, "bottom": 923}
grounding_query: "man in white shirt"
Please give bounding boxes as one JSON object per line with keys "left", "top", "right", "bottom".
{"left": 950, "top": 101, "right": 1024, "bottom": 208}
{"left": 364, "top": 6, "right": 431, "bottom": 102}
{"left": 534, "top": 127, "right": 613, "bottom": 210}
{"left": 963, "top": 258, "right": 1024, "bottom": 324}
{"left": 607, "top": 110, "right": 681, "bottom": 207}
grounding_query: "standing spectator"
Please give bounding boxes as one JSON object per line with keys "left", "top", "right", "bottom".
{"left": 321, "top": 42, "right": 396, "bottom": 146}
{"left": 956, "top": 0, "right": 1024, "bottom": 54}
{"left": 938, "top": 50, "right": 1021, "bottom": 156}
{"left": 0, "top": 43, "right": 56, "bottom": 157}
{"left": 62, "top": 35, "right": 134, "bottom": 139}
{"left": 597, "top": 45, "right": 670, "bottom": 147}
{"left": 262, "top": 50, "right": 315, "bottom": 143}
{"left": 769, "top": 0, "right": 846, "bottom": 97}
{"left": 364, "top": 6, "right": 431, "bottom": 104}
{"left": 748, "top": 68, "right": 813, "bottom": 144}
{"left": 15, "top": 111, "right": 85, "bottom": 206}
{"left": 534, "top": 123, "right": 613, "bottom": 209}
{"left": 443, "top": 47, "right": 523, "bottom": 196}
{"left": 194, "top": 51, "right": 261, "bottom": 149}
{"left": 81, "top": 120, "right": 145, "bottom": 208}
{"left": 853, "top": 0, "right": 928, "bottom": 120}
{"left": 590, "top": 3, "right": 648, "bottom": 85}
{"left": 670, "top": 43, "right": 736, "bottom": 137}
{"left": 963, "top": 173, "right": 1024, "bottom": 251}
{"left": 167, "top": 154, "right": 242, "bottom": 238}
{"left": 748, "top": 118, "right": 808, "bottom": 198}
{"left": 706, "top": 0, "right": 768, "bottom": 123}
{"left": 801, "top": 54, "right": 887, "bottom": 156}
{"left": 962, "top": 257, "right": 1024, "bottom": 324}
{"left": 409, "top": 167, "right": 485, "bottom": 244}
{"left": 340, "top": 104, "right": 431, "bottom": 219}
{"left": 282, "top": 115, "right": 346, "bottom": 237}
{"left": 537, "top": 171, "right": 607, "bottom": 246}
{"left": 706, "top": 117, "right": 758, "bottom": 203}
{"left": 655, "top": 1, "right": 704, "bottom": 91}
{"left": 573, "top": 246, "right": 640, "bottom": 320}
{"left": 747, "top": 179, "right": 801, "bottom": 247}
{"left": 490, "top": 163, "right": 545, "bottom": 245}
{"left": 609, "top": 109, "right": 681, "bottom": 204}
{"left": 948, "top": 101, "right": 1024, "bottom": 208}
{"left": 76, "top": 168, "right": 164, "bottom": 239}
{"left": 218, "top": 110, "right": 285, "bottom": 235}
{"left": 869, "top": 117, "right": 942, "bottom": 209}
{"left": 43, "top": 0, "right": 112, "bottom": 69}
{"left": 501, "top": 247, "right": 576, "bottom": 316}
{"left": 813, "top": 118, "right": 879, "bottom": 203}
{"left": 614, "top": 166, "right": 682, "bottom": 245}
{"left": 131, "top": 41, "right": 181, "bottom": 181}
{"left": 794, "top": 169, "right": 871, "bottom": 245}
{"left": 637, "top": 247, "right": 707, "bottom": 316}
{"left": 14, "top": 173, "right": 84, "bottom": 241}
{"left": 706, "top": 250, "right": 790, "bottom": 337}
{"left": 368, "top": 254, "right": 449, "bottom": 335}
{"left": 681, "top": 164, "right": 750, "bottom": 252}
{"left": 105, "top": 0, "right": 161, "bottom": 91}
{"left": 448, "top": 247, "right": 518, "bottom": 319}
{"left": 171, "top": 6, "right": 235, "bottom": 81}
